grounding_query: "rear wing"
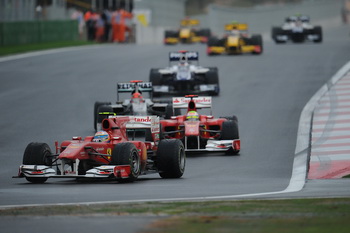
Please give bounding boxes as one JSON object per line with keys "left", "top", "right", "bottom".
{"left": 172, "top": 96, "right": 212, "bottom": 114}
{"left": 117, "top": 82, "right": 152, "bottom": 93}
{"left": 225, "top": 23, "right": 248, "bottom": 31}
{"left": 180, "top": 19, "right": 199, "bottom": 26}
{"left": 169, "top": 51, "right": 199, "bottom": 63}
{"left": 117, "top": 81, "right": 153, "bottom": 100}
{"left": 109, "top": 116, "right": 160, "bottom": 133}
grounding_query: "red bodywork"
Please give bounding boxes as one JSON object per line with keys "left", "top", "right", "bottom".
{"left": 59, "top": 116, "right": 152, "bottom": 164}
{"left": 160, "top": 114, "right": 227, "bottom": 140}
{"left": 159, "top": 95, "right": 240, "bottom": 153}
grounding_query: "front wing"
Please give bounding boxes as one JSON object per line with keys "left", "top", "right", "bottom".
{"left": 207, "top": 45, "right": 261, "bottom": 55}
{"left": 184, "top": 138, "right": 240, "bottom": 153}
{"left": 14, "top": 165, "right": 132, "bottom": 180}
{"left": 153, "top": 84, "right": 219, "bottom": 95}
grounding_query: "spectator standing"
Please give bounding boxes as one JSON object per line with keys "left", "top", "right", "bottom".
{"left": 102, "top": 8, "right": 112, "bottom": 42}
{"left": 71, "top": 8, "right": 85, "bottom": 40}
{"left": 95, "top": 12, "right": 105, "bottom": 42}
{"left": 111, "top": 8, "right": 133, "bottom": 43}
{"left": 85, "top": 9, "right": 97, "bottom": 41}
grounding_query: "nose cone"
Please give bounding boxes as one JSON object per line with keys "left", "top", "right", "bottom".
{"left": 184, "top": 121, "right": 200, "bottom": 136}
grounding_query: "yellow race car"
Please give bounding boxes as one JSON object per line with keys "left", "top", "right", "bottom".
{"left": 164, "top": 19, "right": 211, "bottom": 45}
{"left": 207, "top": 23, "right": 263, "bottom": 55}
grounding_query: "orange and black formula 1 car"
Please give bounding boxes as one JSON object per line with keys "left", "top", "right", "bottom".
{"left": 207, "top": 23, "right": 263, "bottom": 55}
{"left": 13, "top": 116, "right": 185, "bottom": 183}
{"left": 164, "top": 18, "right": 211, "bottom": 45}
{"left": 159, "top": 95, "right": 240, "bottom": 155}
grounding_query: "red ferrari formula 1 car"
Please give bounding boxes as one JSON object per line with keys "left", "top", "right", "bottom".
{"left": 14, "top": 116, "right": 185, "bottom": 183}
{"left": 159, "top": 95, "right": 240, "bottom": 155}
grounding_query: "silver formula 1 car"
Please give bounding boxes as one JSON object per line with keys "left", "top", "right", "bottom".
{"left": 149, "top": 51, "right": 220, "bottom": 97}
{"left": 271, "top": 15, "right": 322, "bottom": 43}
{"left": 94, "top": 80, "right": 174, "bottom": 131}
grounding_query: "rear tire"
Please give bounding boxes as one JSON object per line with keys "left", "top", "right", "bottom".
{"left": 157, "top": 139, "right": 185, "bottom": 178}
{"left": 251, "top": 34, "right": 263, "bottom": 54}
{"left": 23, "top": 142, "right": 52, "bottom": 183}
{"left": 206, "top": 67, "right": 220, "bottom": 96}
{"left": 111, "top": 142, "right": 141, "bottom": 182}
{"left": 149, "top": 68, "right": 162, "bottom": 97}
{"left": 164, "top": 30, "right": 178, "bottom": 44}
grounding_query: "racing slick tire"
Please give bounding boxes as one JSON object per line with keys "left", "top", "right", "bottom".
{"left": 221, "top": 120, "right": 240, "bottom": 155}
{"left": 165, "top": 103, "right": 181, "bottom": 119}
{"left": 149, "top": 68, "right": 162, "bottom": 97}
{"left": 220, "top": 115, "right": 238, "bottom": 122}
{"left": 207, "top": 37, "right": 221, "bottom": 56}
{"left": 97, "top": 104, "right": 114, "bottom": 131}
{"left": 197, "top": 28, "right": 211, "bottom": 43}
{"left": 251, "top": 34, "right": 263, "bottom": 54}
{"left": 94, "top": 101, "right": 111, "bottom": 131}
{"left": 271, "top": 27, "right": 286, "bottom": 44}
{"left": 206, "top": 67, "right": 220, "bottom": 96}
{"left": 313, "top": 26, "right": 323, "bottom": 43}
{"left": 157, "top": 139, "right": 185, "bottom": 178}
{"left": 23, "top": 142, "right": 53, "bottom": 183}
{"left": 111, "top": 142, "right": 141, "bottom": 182}
{"left": 164, "top": 30, "right": 179, "bottom": 45}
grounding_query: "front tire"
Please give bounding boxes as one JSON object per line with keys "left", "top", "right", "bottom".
{"left": 313, "top": 26, "right": 322, "bottom": 43}
{"left": 111, "top": 143, "right": 141, "bottom": 182}
{"left": 220, "top": 119, "right": 240, "bottom": 155}
{"left": 23, "top": 142, "right": 53, "bottom": 183}
{"left": 157, "top": 139, "right": 185, "bottom": 178}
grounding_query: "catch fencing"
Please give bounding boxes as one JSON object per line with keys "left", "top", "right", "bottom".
{"left": 0, "top": 20, "right": 78, "bottom": 46}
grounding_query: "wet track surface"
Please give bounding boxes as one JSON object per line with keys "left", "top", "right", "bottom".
{"left": 1, "top": 20, "right": 350, "bottom": 209}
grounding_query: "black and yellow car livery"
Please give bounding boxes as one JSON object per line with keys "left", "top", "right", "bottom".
{"left": 164, "top": 19, "right": 211, "bottom": 45}
{"left": 207, "top": 23, "right": 263, "bottom": 55}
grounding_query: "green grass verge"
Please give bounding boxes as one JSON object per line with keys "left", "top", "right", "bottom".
{"left": 1, "top": 198, "right": 349, "bottom": 232}
{"left": 0, "top": 41, "right": 97, "bottom": 56}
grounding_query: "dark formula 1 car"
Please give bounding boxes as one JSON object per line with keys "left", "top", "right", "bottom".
{"left": 207, "top": 23, "right": 263, "bottom": 55}
{"left": 13, "top": 116, "right": 186, "bottom": 183}
{"left": 164, "top": 18, "right": 211, "bottom": 45}
{"left": 94, "top": 80, "right": 173, "bottom": 131}
{"left": 271, "top": 15, "right": 322, "bottom": 43}
{"left": 159, "top": 95, "right": 240, "bottom": 155}
{"left": 150, "top": 51, "right": 220, "bottom": 97}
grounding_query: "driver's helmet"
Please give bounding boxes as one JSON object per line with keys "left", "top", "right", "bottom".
{"left": 186, "top": 110, "right": 199, "bottom": 121}
{"left": 93, "top": 131, "right": 110, "bottom": 142}
{"left": 179, "top": 54, "right": 189, "bottom": 66}
{"left": 131, "top": 92, "right": 144, "bottom": 103}
{"left": 132, "top": 92, "right": 142, "bottom": 99}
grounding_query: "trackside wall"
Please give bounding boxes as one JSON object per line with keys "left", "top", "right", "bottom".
{"left": 0, "top": 20, "right": 78, "bottom": 46}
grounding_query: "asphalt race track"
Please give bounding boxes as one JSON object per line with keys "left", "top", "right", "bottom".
{"left": 1, "top": 18, "right": 350, "bottom": 212}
